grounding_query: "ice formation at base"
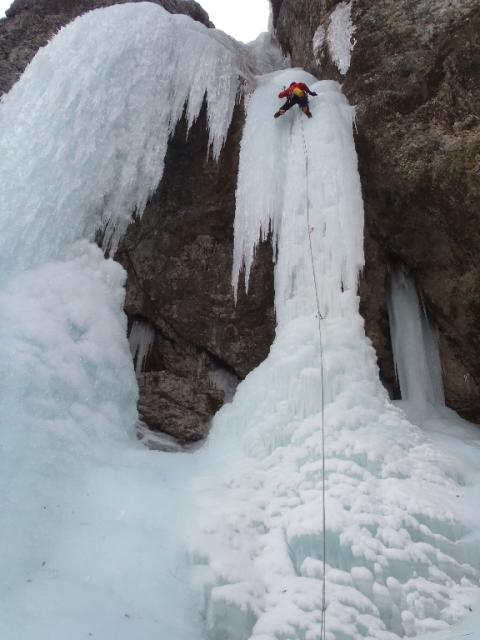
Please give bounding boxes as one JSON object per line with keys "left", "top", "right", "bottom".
{"left": 190, "top": 70, "right": 479, "bottom": 640}
{"left": 0, "top": 241, "right": 205, "bottom": 640}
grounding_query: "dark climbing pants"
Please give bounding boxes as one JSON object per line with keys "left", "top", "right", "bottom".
{"left": 280, "top": 94, "right": 309, "bottom": 112}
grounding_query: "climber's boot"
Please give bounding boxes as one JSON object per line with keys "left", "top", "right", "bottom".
{"left": 274, "top": 109, "right": 286, "bottom": 119}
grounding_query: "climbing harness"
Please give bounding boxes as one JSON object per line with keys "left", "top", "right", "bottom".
{"left": 301, "top": 118, "right": 327, "bottom": 640}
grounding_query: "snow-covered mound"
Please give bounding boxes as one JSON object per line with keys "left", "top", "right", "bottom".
{"left": 0, "top": 240, "right": 206, "bottom": 640}
{"left": 190, "top": 71, "right": 480, "bottom": 640}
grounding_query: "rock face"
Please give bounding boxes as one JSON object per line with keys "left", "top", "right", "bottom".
{"left": 117, "top": 106, "right": 275, "bottom": 442}
{"left": 271, "top": 0, "right": 480, "bottom": 421}
{"left": 0, "top": 0, "right": 211, "bottom": 96}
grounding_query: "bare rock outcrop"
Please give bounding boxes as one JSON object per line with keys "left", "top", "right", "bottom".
{"left": 271, "top": 0, "right": 480, "bottom": 421}
{"left": 117, "top": 105, "right": 275, "bottom": 442}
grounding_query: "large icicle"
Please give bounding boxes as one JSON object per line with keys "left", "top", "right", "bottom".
{"left": 192, "top": 70, "right": 479, "bottom": 640}
{"left": 0, "top": 2, "right": 260, "bottom": 271}
{"left": 129, "top": 318, "right": 155, "bottom": 377}
{"left": 388, "top": 266, "right": 445, "bottom": 420}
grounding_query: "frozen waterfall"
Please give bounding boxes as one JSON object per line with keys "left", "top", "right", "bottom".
{"left": 191, "top": 70, "right": 480, "bottom": 640}
{"left": 0, "top": 3, "right": 479, "bottom": 640}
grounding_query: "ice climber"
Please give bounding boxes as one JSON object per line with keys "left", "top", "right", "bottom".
{"left": 274, "top": 81, "right": 318, "bottom": 119}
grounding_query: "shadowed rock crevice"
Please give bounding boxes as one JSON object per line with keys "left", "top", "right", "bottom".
{"left": 117, "top": 104, "right": 275, "bottom": 441}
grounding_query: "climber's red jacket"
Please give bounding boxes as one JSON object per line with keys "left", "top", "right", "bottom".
{"left": 278, "top": 82, "right": 314, "bottom": 99}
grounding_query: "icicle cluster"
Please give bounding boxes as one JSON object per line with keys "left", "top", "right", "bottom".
{"left": 312, "top": 1, "right": 356, "bottom": 75}
{"left": 0, "top": 3, "right": 273, "bottom": 273}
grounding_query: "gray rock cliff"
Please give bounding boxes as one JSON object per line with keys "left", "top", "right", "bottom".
{"left": 116, "top": 105, "right": 275, "bottom": 443}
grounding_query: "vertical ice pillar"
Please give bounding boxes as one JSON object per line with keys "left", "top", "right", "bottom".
{"left": 388, "top": 265, "right": 445, "bottom": 417}
{"left": 129, "top": 319, "right": 155, "bottom": 377}
{"left": 233, "top": 75, "right": 364, "bottom": 327}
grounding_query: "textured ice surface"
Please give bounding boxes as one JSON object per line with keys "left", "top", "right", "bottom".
{"left": 0, "top": 243, "right": 204, "bottom": 640}
{"left": 414, "top": 411, "right": 480, "bottom": 640}
{"left": 192, "top": 70, "right": 479, "bottom": 640}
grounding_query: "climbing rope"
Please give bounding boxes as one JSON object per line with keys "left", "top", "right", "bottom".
{"left": 300, "top": 117, "right": 327, "bottom": 640}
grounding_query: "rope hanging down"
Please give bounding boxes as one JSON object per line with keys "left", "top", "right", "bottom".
{"left": 300, "top": 118, "right": 327, "bottom": 640}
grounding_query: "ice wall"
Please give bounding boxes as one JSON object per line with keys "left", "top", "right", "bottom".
{"left": 192, "top": 70, "right": 479, "bottom": 640}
